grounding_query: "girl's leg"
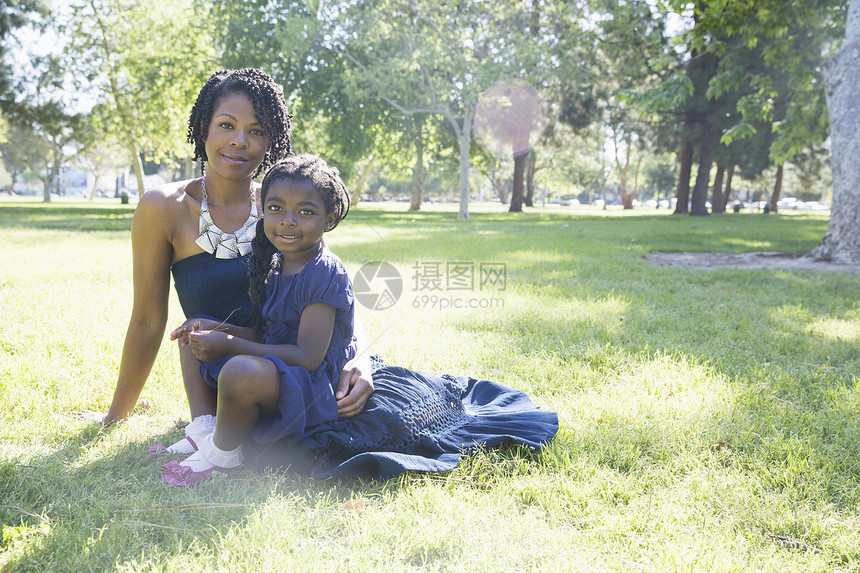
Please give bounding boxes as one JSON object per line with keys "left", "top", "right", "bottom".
{"left": 165, "top": 356, "right": 280, "bottom": 480}
{"left": 212, "top": 355, "right": 281, "bottom": 450}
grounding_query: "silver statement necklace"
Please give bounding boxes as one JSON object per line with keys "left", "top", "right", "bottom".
{"left": 195, "top": 177, "right": 258, "bottom": 259}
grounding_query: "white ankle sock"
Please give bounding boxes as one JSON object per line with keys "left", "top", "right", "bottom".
{"left": 180, "top": 432, "right": 244, "bottom": 472}
{"left": 165, "top": 415, "right": 216, "bottom": 454}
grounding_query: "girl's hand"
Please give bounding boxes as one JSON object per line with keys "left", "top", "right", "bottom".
{"left": 170, "top": 318, "right": 222, "bottom": 346}
{"left": 187, "top": 329, "right": 233, "bottom": 361}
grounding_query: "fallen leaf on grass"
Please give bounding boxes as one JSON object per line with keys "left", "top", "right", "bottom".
{"left": 342, "top": 498, "right": 372, "bottom": 510}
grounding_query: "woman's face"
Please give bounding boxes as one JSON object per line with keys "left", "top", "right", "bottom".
{"left": 204, "top": 92, "right": 271, "bottom": 183}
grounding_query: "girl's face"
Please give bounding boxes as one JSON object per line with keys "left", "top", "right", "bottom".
{"left": 263, "top": 180, "right": 336, "bottom": 257}
{"left": 204, "top": 92, "right": 271, "bottom": 182}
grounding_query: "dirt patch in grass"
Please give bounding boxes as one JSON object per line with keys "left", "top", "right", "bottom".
{"left": 645, "top": 251, "right": 860, "bottom": 274}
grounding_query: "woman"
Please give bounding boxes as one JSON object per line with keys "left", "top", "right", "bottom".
{"left": 102, "top": 69, "right": 374, "bottom": 436}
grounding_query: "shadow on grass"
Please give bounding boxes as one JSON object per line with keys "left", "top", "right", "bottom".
{"left": 453, "top": 256, "right": 860, "bottom": 504}
{"left": 0, "top": 204, "right": 135, "bottom": 233}
{"left": 341, "top": 209, "right": 860, "bottom": 522}
{"left": 0, "top": 422, "right": 355, "bottom": 570}
{"left": 3, "top": 420, "right": 555, "bottom": 570}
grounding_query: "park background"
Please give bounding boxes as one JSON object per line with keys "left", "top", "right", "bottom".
{"left": 3, "top": 0, "right": 860, "bottom": 571}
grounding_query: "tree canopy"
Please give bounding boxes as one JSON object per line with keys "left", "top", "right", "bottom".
{"left": 0, "top": 0, "right": 854, "bottom": 244}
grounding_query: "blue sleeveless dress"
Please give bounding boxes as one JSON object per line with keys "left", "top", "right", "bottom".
{"left": 172, "top": 252, "right": 253, "bottom": 326}
{"left": 172, "top": 252, "right": 559, "bottom": 480}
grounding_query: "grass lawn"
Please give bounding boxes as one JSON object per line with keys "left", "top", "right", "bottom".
{"left": 1, "top": 197, "right": 859, "bottom": 571}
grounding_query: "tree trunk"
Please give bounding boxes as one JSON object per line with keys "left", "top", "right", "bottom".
{"left": 524, "top": 149, "right": 536, "bottom": 207}
{"left": 128, "top": 141, "right": 145, "bottom": 197}
{"left": 674, "top": 137, "right": 693, "bottom": 214}
{"left": 457, "top": 114, "right": 472, "bottom": 219}
{"left": 42, "top": 150, "right": 62, "bottom": 203}
{"left": 722, "top": 165, "right": 734, "bottom": 211}
{"left": 711, "top": 164, "right": 726, "bottom": 214}
{"left": 810, "top": 0, "right": 860, "bottom": 263}
{"left": 509, "top": 152, "right": 527, "bottom": 212}
{"left": 350, "top": 157, "right": 376, "bottom": 205}
{"left": 492, "top": 175, "right": 510, "bottom": 204}
{"left": 770, "top": 163, "right": 784, "bottom": 213}
{"left": 89, "top": 174, "right": 101, "bottom": 201}
{"left": 409, "top": 116, "right": 424, "bottom": 211}
{"left": 613, "top": 131, "right": 635, "bottom": 209}
{"left": 690, "top": 118, "right": 718, "bottom": 216}
{"left": 629, "top": 154, "right": 643, "bottom": 209}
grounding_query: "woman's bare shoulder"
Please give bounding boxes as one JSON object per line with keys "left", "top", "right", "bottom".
{"left": 138, "top": 179, "right": 196, "bottom": 210}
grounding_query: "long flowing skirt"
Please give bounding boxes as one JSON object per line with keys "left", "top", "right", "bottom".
{"left": 246, "top": 358, "right": 559, "bottom": 480}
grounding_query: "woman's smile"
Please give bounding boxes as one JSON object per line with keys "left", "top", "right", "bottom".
{"left": 204, "top": 92, "right": 271, "bottom": 180}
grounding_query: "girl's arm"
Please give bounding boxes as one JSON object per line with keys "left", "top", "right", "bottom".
{"left": 170, "top": 317, "right": 260, "bottom": 347}
{"left": 104, "top": 191, "right": 173, "bottom": 423}
{"left": 187, "top": 303, "right": 336, "bottom": 372}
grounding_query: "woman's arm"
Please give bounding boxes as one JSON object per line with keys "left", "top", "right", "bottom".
{"left": 335, "top": 313, "right": 374, "bottom": 418}
{"left": 104, "top": 192, "right": 174, "bottom": 423}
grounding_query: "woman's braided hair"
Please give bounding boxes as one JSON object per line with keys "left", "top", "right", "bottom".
{"left": 248, "top": 154, "right": 352, "bottom": 332}
{"left": 187, "top": 68, "right": 292, "bottom": 178}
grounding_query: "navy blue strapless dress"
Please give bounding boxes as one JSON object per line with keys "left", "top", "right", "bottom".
{"left": 171, "top": 252, "right": 253, "bottom": 326}
{"left": 171, "top": 251, "right": 559, "bottom": 480}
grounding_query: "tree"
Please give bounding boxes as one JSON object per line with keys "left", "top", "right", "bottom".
{"left": 474, "top": 78, "right": 548, "bottom": 212}
{"left": 210, "top": 0, "right": 428, "bottom": 197}
{"left": 409, "top": 115, "right": 425, "bottom": 211}
{"left": 326, "top": 0, "right": 551, "bottom": 218}
{"left": 811, "top": 0, "right": 860, "bottom": 263}
{"left": 0, "top": 0, "right": 47, "bottom": 110}
{"left": 61, "top": 0, "right": 215, "bottom": 194}
{"left": 590, "top": 0, "right": 683, "bottom": 210}
{"left": 75, "top": 139, "right": 127, "bottom": 200}
{"left": 645, "top": 160, "right": 677, "bottom": 206}
{"left": 0, "top": 103, "right": 86, "bottom": 201}
{"left": 663, "top": 0, "right": 844, "bottom": 217}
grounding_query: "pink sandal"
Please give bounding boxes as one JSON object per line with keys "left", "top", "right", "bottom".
{"left": 161, "top": 433, "right": 243, "bottom": 487}
{"left": 161, "top": 459, "right": 215, "bottom": 486}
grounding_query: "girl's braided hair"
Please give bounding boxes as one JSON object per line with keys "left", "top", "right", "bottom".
{"left": 248, "top": 154, "right": 351, "bottom": 332}
{"left": 187, "top": 68, "right": 292, "bottom": 178}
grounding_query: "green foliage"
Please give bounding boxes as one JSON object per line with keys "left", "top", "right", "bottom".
{"left": 61, "top": 0, "right": 216, "bottom": 161}
{"left": 315, "top": 0, "right": 562, "bottom": 216}
{"left": 0, "top": 102, "right": 87, "bottom": 201}
{"left": 0, "top": 0, "right": 48, "bottom": 108}
{"left": 666, "top": 0, "right": 846, "bottom": 164}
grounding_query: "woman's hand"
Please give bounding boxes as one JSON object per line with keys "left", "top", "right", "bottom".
{"left": 72, "top": 400, "right": 151, "bottom": 426}
{"left": 187, "top": 330, "right": 234, "bottom": 361}
{"left": 72, "top": 410, "right": 108, "bottom": 425}
{"left": 336, "top": 365, "right": 374, "bottom": 419}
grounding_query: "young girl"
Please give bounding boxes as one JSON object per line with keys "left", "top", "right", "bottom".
{"left": 162, "top": 154, "right": 355, "bottom": 486}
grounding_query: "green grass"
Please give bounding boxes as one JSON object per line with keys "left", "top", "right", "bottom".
{"left": 2, "top": 197, "right": 859, "bottom": 571}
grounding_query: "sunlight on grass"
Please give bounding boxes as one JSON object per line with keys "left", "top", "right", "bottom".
{"left": 2, "top": 202, "right": 860, "bottom": 571}
{"left": 808, "top": 317, "right": 860, "bottom": 342}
